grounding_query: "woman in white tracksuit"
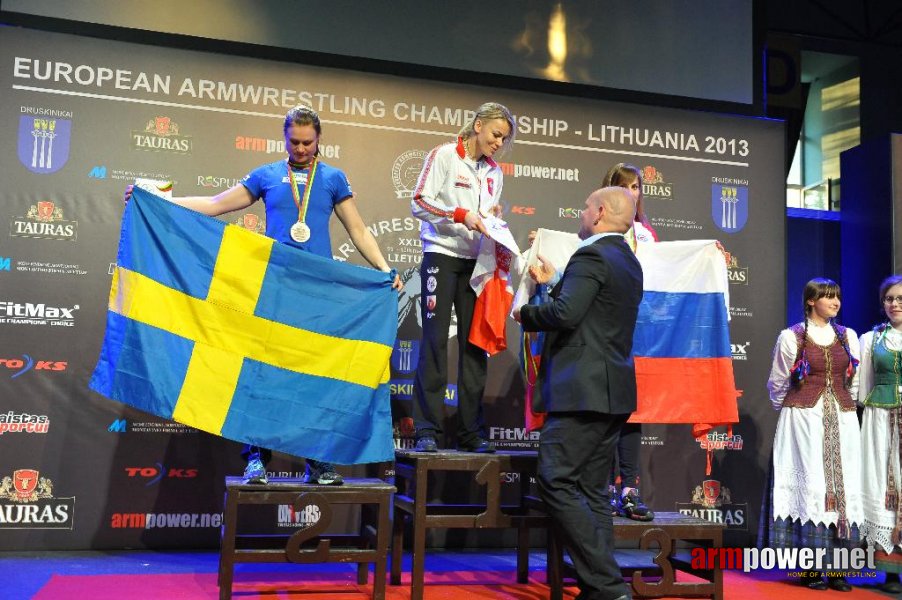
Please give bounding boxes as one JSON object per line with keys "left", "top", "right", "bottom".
{"left": 409, "top": 102, "right": 516, "bottom": 454}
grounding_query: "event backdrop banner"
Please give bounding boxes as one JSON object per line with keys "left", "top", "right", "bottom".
{"left": 0, "top": 26, "right": 784, "bottom": 549}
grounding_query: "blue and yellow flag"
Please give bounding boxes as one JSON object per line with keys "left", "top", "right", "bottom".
{"left": 90, "top": 187, "right": 397, "bottom": 464}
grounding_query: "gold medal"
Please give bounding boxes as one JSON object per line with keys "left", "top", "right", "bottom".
{"left": 290, "top": 221, "right": 311, "bottom": 243}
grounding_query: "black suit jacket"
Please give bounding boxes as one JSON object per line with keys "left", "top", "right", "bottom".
{"left": 520, "top": 234, "right": 643, "bottom": 415}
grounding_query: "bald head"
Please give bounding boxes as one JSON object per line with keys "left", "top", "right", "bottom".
{"left": 587, "top": 186, "right": 637, "bottom": 234}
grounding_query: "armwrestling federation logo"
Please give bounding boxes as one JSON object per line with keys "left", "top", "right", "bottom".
{"left": 392, "top": 150, "right": 428, "bottom": 198}
{"left": 0, "top": 469, "right": 75, "bottom": 529}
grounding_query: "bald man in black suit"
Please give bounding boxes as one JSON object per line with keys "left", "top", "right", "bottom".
{"left": 514, "top": 186, "right": 642, "bottom": 600}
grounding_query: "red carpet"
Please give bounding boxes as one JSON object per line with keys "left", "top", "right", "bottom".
{"left": 31, "top": 568, "right": 892, "bottom": 599}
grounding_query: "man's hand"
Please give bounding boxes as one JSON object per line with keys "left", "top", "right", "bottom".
{"left": 463, "top": 211, "right": 487, "bottom": 235}
{"left": 528, "top": 254, "right": 555, "bottom": 284}
{"left": 512, "top": 305, "right": 522, "bottom": 323}
{"left": 491, "top": 204, "right": 503, "bottom": 218}
{"left": 527, "top": 229, "right": 537, "bottom": 247}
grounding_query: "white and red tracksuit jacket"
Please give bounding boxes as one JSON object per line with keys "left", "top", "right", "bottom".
{"left": 410, "top": 137, "right": 504, "bottom": 258}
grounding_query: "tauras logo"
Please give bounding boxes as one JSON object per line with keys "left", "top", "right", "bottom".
{"left": 0, "top": 469, "right": 74, "bottom": 529}
{"left": 9, "top": 202, "right": 77, "bottom": 241}
{"left": 132, "top": 117, "right": 192, "bottom": 154}
{"left": 676, "top": 479, "right": 747, "bottom": 530}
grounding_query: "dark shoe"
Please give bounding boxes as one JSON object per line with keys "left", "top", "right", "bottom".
{"left": 458, "top": 438, "right": 496, "bottom": 453}
{"left": 881, "top": 572, "right": 902, "bottom": 593}
{"left": 304, "top": 459, "right": 343, "bottom": 485}
{"left": 827, "top": 576, "right": 852, "bottom": 592}
{"left": 800, "top": 572, "right": 827, "bottom": 590}
{"left": 609, "top": 485, "right": 621, "bottom": 517}
{"left": 620, "top": 488, "right": 654, "bottom": 521}
{"left": 414, "top": 436, "right": 438, "bottom": 452}
{"left": 242, "top": 453, "right": 268, "bottom": 485}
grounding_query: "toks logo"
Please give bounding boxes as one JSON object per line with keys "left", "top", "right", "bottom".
{"left": 0, "top": 356, "right": 67, "bottom": 378}
{"left": 125, "top": 464, "right": 199, "bottom": 486}
{"left": 510, "top": 205, "right": 536, "bottom": 216}
{"left": 0, "top": 469, "right": 75, "bottom": 529}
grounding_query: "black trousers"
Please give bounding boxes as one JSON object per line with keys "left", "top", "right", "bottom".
{"left": 412, "top": 252, "right": 488, "bottom": 446}
{"left": 610, "top": 422, "right": 641, "bottom": 489}
{"left": 539, "top": 411, "right": 630, "bottom": 600}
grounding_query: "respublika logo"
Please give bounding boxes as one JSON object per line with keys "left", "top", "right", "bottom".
{"left": 0, "top": 412, "right": 50, "bottom": 435}
{"left": 0, "top": 469, "right": 75, "bottom": 529}
{"left": 18, "top": 107, "right": 72, "bottom": 174}
{"left": 391, "top": 150, "right": 428, "bottom": 198}
{"left": 558, "top": 207, "right": 582, "bottom": 219}
{"left": 676, "top": 479, "right": 747, "bottom": 530}
{"left": 132, "top": 117, "right": 192, "bottom": 154}
{"left": 711, "top": 178, "right": 749, "bottom": 233}
{"left": 0, "top": 356, "right": 68, "bottom": 378}
{"left": 0, "top": 302, "right": 78, "bottom": 327}
{"left": 9, "top": 202, "right": 78, "bottom": 241}
{"left": 197, "top": 175, "right": 241, "bottom": 189}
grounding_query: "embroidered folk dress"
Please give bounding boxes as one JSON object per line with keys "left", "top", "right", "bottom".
{"left": 767, "top": 320, "right": 863, "bottom": 537}
{"left": 859, "top": 325, "right": 902, "bottom": 554}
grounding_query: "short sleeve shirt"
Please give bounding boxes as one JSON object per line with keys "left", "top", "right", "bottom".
{"left": 241, "top": 159, "right": 352, "bottom": 258}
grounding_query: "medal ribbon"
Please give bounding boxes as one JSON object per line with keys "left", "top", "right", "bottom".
{"left": 286, "top": 158, "right": 319, "bottom": 226}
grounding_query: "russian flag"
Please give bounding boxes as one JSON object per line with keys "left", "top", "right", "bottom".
{"left": 631, "top": 240, "right": 739, "bottom": 435}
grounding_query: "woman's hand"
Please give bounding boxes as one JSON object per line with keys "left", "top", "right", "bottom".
{"left": 123, "top": 185, "right": 135, "bottom": 206}
{"left": 463, "top": 211, "right": 487, "bottom": 235}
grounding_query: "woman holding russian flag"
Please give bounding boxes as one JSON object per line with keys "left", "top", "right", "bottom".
{"left": 601, "top": 163, "right": 658, "bottom": 523}
{"left": 858, "top": 274, "right": 902, "bottom": 593}
{"left": 766, "top": 278, "right": 862, "bottom": 591}
{"left": 409, "top": 101, "right": 516, "bottom": 454}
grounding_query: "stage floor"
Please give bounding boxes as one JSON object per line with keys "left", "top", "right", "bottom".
{"left": 0, "top": 548, "right": 896, "bottom": 599}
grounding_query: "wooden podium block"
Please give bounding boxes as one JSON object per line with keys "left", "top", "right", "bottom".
{"left": 390, "top": 450, "right": 551, "bottom": 600}
{"left": 218, "top": 477, "right": 395, "bottom": 600}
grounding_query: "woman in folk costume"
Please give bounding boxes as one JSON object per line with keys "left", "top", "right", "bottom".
{"left": 766, "top": 278, "right": 862, "bottom": 591}
{"left": 859, "top": 274, "right": 902, "bottom": 593}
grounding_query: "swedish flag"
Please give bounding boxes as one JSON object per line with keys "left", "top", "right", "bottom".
{"left": 90, "top": 187, "right": 397, "bottom": 464}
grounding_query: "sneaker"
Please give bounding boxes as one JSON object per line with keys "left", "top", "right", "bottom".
{"left": 620, "top": 488, "right": 654, "bottom": 521}
{"left": 414, "top": 436, "right": 438, "bottom": 452}
{"left": 457, "top": 438, "right": 496, "bottom": 453}
{"left": 243, "top": 453, "right": 268, "bottom": 485}
{"left": 609, "top": 485, "right": 621, "bottom": 517}
{"left": 304, "top": 460, "right": 343, "bottom": 485}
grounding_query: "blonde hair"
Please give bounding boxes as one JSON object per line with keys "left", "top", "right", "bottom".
{"left": 458, "top": 102, "right": 516, "bottom": 154}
